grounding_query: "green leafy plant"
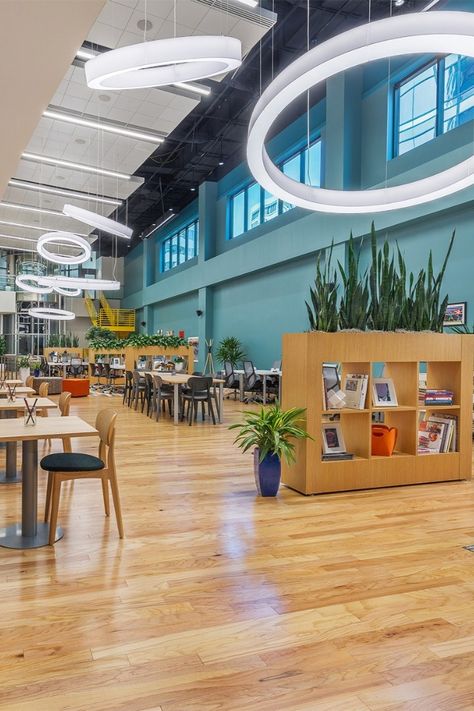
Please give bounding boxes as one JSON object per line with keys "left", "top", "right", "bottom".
{"left": 17, "top": 356, "right": 31, "bottom": 369}
{"left": 0, "top": 335, "right": 6, "bottom": 357}
{"left": 229, "top": 404, "right": 311, "bottom": 465}
{"left": 72, "top": 334, "right": 80, "bottom": 348}
{"left": 86, "top": 329, "right": 188, "bottom": 351}
{"left": 306, "top": 242, "right": 338, "bottom": 332}
{"left": 368, "top": 223, "right": 401, "bottom": 331}
{"left": 338, "top": 233, "right": 369, "bottom": 330}
{"left": 47, "top": 334, "right": 58, "bottom": 348}
{"left": 451, "top": 323, "right": 474, "bottom": 334}
{"left": 215, "top": 337, "right": 246, "bottom": 367}
{"left": 29, "top": 359, "right": 41, "bottom": 371}
{"left": 174, "top": 356, "right": 185, "bottom": 363}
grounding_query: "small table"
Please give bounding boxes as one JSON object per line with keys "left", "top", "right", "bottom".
{"left": 0, "top": 416, "right": 98, "bottom": 548}
{"left": 145, "top": 372, "right": 225, "bottom": 425}
{"left": 234, "top": 369, "right": 282, "bottom": 404}
{"left": 0, "top": 397, "right": 58, "bottom": 484}
{"left": 1, "top": 379, "right": 23, "bottom": 386}
{"left": 0, "top": 386, "right": 35, "bottom": 397}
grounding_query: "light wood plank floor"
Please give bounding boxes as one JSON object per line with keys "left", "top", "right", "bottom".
{"left": 1, "top": 394, "right": 474, "bottom": 710}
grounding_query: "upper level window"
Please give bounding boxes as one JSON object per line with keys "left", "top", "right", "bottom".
{"left": 229, "top": 138, "right": 322, "bottom": 239}
{"left": 394, "top": 55, "right": 474, "bottom": 157}
{"left": 161, "top": 219, "right": 199, "bottom": 273}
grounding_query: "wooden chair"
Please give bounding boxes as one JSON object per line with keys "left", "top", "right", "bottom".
{"left": 41, "top": 409, "right": 123, "bottom": 545}
{"left": 58, "top": 391, "right": 72, "bottom": 453}
{"left": 25, "top": 375, "right": 34, "bottom": 388}
{"left": 38, "top": 382, "right": 50, "bottom": 427}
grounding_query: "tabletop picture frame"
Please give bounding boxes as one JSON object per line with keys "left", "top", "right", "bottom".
{"left": 443, "top": 301, "right": 466, "bottom": 327}
{"left": 372, "top": 378, "right": 398, "bottom": 407}
{"left": 321, "top": 422, "right": 346, "bottom": 455}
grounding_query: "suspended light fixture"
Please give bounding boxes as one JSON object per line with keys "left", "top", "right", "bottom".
{"left": 37, "top": 232, "right": 92, "bottom": 266}
{"left": 22, "top": 152, "right": 131, "bottom": 181}
{"left": 247, "top": 12, "right": 474, "bottom": 214}
{"left": 0, "top": 219, "right": 89, "bottom": 235}
{"left": 28, "top": 307, "right": 75, "bottom": 321}
{"left": 44, "top": 108, "right": 165, "bottom": 144}
{"left": 53, "top": 285, "right": 82, "bottom": 297}
{"left": 63, "top": 204, "right": 132, "bottom": 239}
{"left": 85, "top": 36, "right": 242, "bottom": 90}
{"left": 38, "top": 275, "right": 120, "bottom": 291}
{"left": 8, "top": 179, "right": 122, "bottom": 206}
{"left": 15, "top": 274, "right": 53, "bottom": 294}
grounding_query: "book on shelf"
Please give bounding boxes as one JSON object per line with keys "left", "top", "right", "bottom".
{"left": 418, "top": 413, "right": 458, "bottom": 454}
{"left": 322, "top": 452, "right": 354, "bottom": 461}
{"left": 342, "top": 373, "right": 368, "bottom": 409}
{"left": 422, "top": 389, "right": 454, "bottom": 406}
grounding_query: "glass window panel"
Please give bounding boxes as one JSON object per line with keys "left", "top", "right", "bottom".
{"left": 170, "top": 235, "right": 178, "bottom": 268}
{"left": 282, "top": 153, "right": 300, "bottom": 212}
{"left": 263, "top": 191, "right": 279, "bottom": 222}
{"left": 397, "top": 62, "right": 438, "bottom": 156}
{"left": 178, "top": 229, "right": 186, "bottom": 264}
{"left": 231, "top": 191, "right": 245, "bottom": 238}
{"left": 304, "top": 140, "right": 322, "bottom": 187}
{"left": 443, "top": 54, "right": 474, "bottom": 133}
{"left": 186, "top": 222, "right": 196, "bottom": 260}
{"left": 195, "top": 221, "right": 199, "bottom": 255}
{"left": 247, "top": 183, "right": 261, "bottom": 230}
{"left": 162, "top": 239, "right": 171, "bottom": 272}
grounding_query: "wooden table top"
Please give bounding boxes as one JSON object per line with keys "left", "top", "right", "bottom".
{"left": 0, "top": 386, "right": 35, "bottom": 396}
{"left": 2, "top": 379, "right": 23, "bottom": 386}
{"left": 0, "top": 397, "right": 57, "bottom": 411}
{"left": 144, "top": 371, "right": 225, "bottom": 384}
{"left": 0, "top": 415, "right": 98, "bottom": 442}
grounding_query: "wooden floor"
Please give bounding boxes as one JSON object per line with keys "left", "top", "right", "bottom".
{"left": 1, "top": 394, "right": 474, "bottom": 710}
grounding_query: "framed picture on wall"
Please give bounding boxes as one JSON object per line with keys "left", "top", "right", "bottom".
{"left": 443, "top": 302, "right": 466, "bottom": 327}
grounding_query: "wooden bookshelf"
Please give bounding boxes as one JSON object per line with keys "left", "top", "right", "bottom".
{"left": 281, "top": 332, "right": 474, "bottom": 495}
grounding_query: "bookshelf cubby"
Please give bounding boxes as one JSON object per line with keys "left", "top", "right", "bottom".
{"left": 281, "top": 332, "right": 474, "bottom": 495}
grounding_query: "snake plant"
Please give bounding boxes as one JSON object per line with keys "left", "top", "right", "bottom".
{"left": 306, "top": 241, "right": 339, "bottom": 332}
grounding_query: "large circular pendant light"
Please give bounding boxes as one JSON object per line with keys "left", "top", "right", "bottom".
{"left": 85, "top": 36, "right": 241, "bottom": 90}
{"left": 63, "top": 204, "right": 132, "bottom": 239}
{"left": 38, "top": 275, "right": 121, "bottom": 291}
{"left": 247, "top": 11, "right": 474, "bottom": 214}
{"left": 37, "top": 232, "right": 91, "bottom": 265}
{"left": 28, "top": 307, "right": 75, "bottom": 321}
{"left": 53, "top": 285, "right": 82, "bottom": 297}
{"left": 15, "top": 275, "right": 53, "bottom": 294}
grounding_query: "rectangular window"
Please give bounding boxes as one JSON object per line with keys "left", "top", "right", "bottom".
{"left": 247, "top": 183, "right": 261, "bottom": 230}
{"left": 227, "top": 138, "right": 322, "bottom": 239}
{"left": 160, "top": 219, "right": 199, "bottom": 273}
{"left": 394, "top": 54, "right": 474, "bottom": 157}
{"left": 231, "top": 190, "right": 245, "bottom": 238}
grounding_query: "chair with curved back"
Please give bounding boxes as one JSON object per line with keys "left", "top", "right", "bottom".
{"left": 42, "top": 409, "right": 123, "bottom": 545}
{"left": 131, "top": 370, "right": 146, "bottom": 411}
{"left": 224, "top": 361, "right": 239, "bottom": 400}
{"left": 123, "top": 370, "right": 133, "bottom": 407}
{"left": 151, "top": 374, "right": 174, "bottom": 421}
{"left": 58, "top": 391, "right": 72, "bottom": 453}
{"left": 25, "top": 375, "right": 34, "bottom": 389}
{"left": 243, "top": 360, "right": 263, "bottom": 403}
{"left": 180, "top": 376, "right": 216, "bottom": 426}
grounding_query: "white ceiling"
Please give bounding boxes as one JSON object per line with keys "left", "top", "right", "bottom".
{"left": 1, "top": 0, "right": 275, "bottom": 254}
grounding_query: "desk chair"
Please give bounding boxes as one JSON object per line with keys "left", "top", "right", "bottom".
{"left": 42, "top": 409, "right": 123, "bottom": 545}
{"left": 224, "top": 361, "right": 239, "bottom": 399}
{"left": 242, "top": 361, "right": 263, "bottom": 403}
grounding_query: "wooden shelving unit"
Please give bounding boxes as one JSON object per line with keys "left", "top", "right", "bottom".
{"left": 281, "top": 332, "right": 474, "bottom": 495}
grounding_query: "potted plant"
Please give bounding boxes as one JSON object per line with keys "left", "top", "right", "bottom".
{"left": 230, "top": 404, "right": 311, "bottom": 496}
{"left": 30, "top": 359, "right": 41, "bottom": 377}
{"left": 174, "top": 356, "right": 185, "bottom": 373}
{"left": 17, "top": 355, "right": 31, "bottom": 384}
{"left": 216, "top": 336, "right": 246, "bottom": 368}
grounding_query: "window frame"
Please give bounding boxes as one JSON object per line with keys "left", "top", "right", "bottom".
{"left": 228, "top": 137, "right": 322, "bottom": 240}
{"left": 393, "top": 54, "right": 474, "bottom": 158}
{"left": 160, "top": 218, "right": 199, "bottom": 274}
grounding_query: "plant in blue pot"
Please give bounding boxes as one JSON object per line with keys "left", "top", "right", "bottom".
{"left": 229, "top": 404, "right": 310, "bottom": 497}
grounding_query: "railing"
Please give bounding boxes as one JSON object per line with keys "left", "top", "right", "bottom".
{"left": 97, "top": 308, "right": 135, "bottom": 330}
{"left": 84, "top": 295, "right": 98, "bottom": 325}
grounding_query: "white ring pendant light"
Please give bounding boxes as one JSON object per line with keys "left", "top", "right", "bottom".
{"left": 63, "top": 204, "right": 132, "bottom": 239}
{"left": 53, "top": 285, "right": 82, "bottom": 297}
{"left": 28, "top": 307, "right": 75, "bottom": 321}
{"left": 37, "top": 232, "right": 92, "bottom": 266}
{"left": 85, "top": 36, "right": 241, "bottom": 90}
{"left": 15, "top": 275, "right": 53, "bottom": 294}
{"left": 247, "top": 11, "right": 474, "bottom": 214}
{"left": 38, "top": 275, "right": 121, "bottom": 291}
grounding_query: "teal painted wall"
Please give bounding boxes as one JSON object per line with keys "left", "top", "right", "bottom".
{"left": 123, "top": 0, "right": 474, "bottom": 365}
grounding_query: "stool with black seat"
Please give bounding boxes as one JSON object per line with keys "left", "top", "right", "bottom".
{"left": 180, "top": 376, "right": 216, "bottom": 426}
{"left": 41, "top": 409, "right": 123, "bottom": 546}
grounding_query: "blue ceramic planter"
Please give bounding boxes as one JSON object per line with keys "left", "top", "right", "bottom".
{"left": 253, "top": 449, "right": 281, "bottom": 497}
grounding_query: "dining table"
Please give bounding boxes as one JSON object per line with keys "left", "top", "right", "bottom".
{"left": 0, "top": 386, "right": 35, "bottom": 397}
{"left": 144, "top": 372, "right": 225, "bottom": 425}
{"left": 0, "top": 415, "right": 98, "bottom": 548}
{"left": 1, "top": 379, "right": 23, "bottom": 386}
{"left": 0, "top": 397, "right": 58, "bottom": 484}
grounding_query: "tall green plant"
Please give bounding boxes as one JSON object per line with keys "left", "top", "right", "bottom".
{"left": 306, "top": 242, "right": 338, "bottom": 332}
{"left": 0, "top": 335, "right": 6, "bottom": 357}
{"left": 337, "top": 233, "right": 369, "bottom": 330}
{"left": 368, "top": 223, "right": 400, "bottom": 331}
{"left": 216, "top": 337, "right": 246, "bottom": 367}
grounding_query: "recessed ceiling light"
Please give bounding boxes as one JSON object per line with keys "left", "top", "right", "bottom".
{"left": 22, "top": 151, "right": 131, "bottom": 180}
{"left": 8, "top": 179, "right": 122, "bottom": 206}
{"left": 43, "top": 108, "right": 165, "bottom": 144}
{"left": 235, "top": 0, "right": 258, "bottom": 6}
{"left": 137, "top": 19, "right": 153, "bottom": 31}
{"left": 76, "top": 48, "right": 96, "bottom": 60}
{"left": 395, "top": 0, "right": 405, "bottom": 6}
{"left": 99, "top": 94, "right": 111, "bottom": 102}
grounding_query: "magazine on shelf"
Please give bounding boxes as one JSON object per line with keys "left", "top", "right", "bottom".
{"left": 343, "top": 373, "right": 368, "bottom": 409}
{"left": 418, "top": 413, "right": 458, "bottom": 454}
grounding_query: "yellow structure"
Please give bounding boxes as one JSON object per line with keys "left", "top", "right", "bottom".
{"left": 84, "top": 292, "right": 135, "bottom": 334}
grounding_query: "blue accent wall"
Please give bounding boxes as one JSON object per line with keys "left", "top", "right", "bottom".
{"left": 124, "top": 0, "right": 474, "bottom": 366}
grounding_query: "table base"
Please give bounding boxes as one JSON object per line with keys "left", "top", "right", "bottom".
{"left": 0, "top": 523, "right": 63, "bottom": 549}
{"left": 0, "top": 471, "right": 21, "bottom": 484}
